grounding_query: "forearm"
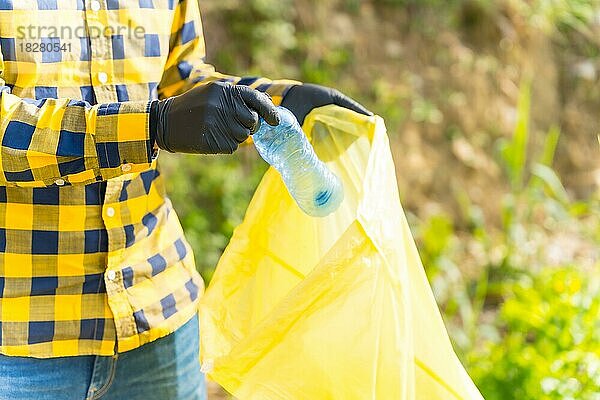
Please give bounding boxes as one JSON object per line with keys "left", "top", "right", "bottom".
{"left": 159, "top": 61, "right": 299, "bottom": 105}
{"left": 156, "top": 0, "right": 299, "bottom": 103}
{"left": 0, "top": 89, "right": 155, "bottom": 187}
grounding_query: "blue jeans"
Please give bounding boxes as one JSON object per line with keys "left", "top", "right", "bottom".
{"left": 0, "top": 314, "right": 207, "bottom": 400}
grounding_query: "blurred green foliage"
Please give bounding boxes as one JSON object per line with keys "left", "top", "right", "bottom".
{"left": 415, "top": 76, "right": 599, "bottom": 399}
{"left": 468, "top": 267, "right": 600, "bottom": 400}
{"left": 163, "top": 0, "right": 599, "bottom": 398}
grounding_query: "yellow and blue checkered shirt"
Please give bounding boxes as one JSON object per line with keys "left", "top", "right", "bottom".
{"left": 0, "top": 0, "right": 295, "bottom": 357}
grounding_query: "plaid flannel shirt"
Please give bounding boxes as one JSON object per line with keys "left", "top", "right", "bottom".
{"left": 0, "top": 0, "right": 297, "bottom": 358}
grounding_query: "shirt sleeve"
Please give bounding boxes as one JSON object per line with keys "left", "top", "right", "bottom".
{"left": 0, "top": 60, "right": 155, "bottom": 188}
{"left": 157, "top": 0, "right": 300, "bottom": 105}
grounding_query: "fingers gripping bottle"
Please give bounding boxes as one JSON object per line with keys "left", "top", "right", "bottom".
{"left": 253, "top": 106, "right": 344, "bottom": 217}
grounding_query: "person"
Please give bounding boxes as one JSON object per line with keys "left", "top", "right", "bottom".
{"left": 0, "top": 1, "right": 370, "bottom": 399}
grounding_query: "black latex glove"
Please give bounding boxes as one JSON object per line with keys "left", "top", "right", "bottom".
{"left": 150, "top": 81, "right": 280, "bottom": 154}
{"left": 280, "top": 83, "right": 372, "bottom": 125}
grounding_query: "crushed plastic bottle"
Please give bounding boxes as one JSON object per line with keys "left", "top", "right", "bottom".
{"left": 253, "top": 106, "right": 344, "bottom": 217}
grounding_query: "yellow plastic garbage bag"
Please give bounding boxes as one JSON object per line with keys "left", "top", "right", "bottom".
{"left": 199, "top": 105, "right": 484, "bottom": 400}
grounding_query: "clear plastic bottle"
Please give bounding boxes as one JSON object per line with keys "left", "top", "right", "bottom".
{"left": 253, "top": 106, "right": 344, "bottom": 217}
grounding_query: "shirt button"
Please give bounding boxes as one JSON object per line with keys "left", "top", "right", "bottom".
{"left": 98, "top": 72, "right": 108, "bottom": 84}
{"left": 55, "top": 178, "right": 65, "bottom": 186}
{"left": 90, "top": 1, "right": 101, "bottom": 11}
{"left": 121, "top": 163, "right": 132, "bottom": 172}
{"left": 106, "top": 270, "right": 116, "bottom": 281}
{"left": 106, "top": 207, "right": 115, "bottom": 217}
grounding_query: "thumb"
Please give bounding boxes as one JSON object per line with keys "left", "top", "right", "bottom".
{"left": 237, "top": 86, "right": 280, "bottom": 126}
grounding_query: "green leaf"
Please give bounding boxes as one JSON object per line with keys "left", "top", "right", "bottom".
{"left": 538, "top": 125, "right": 561, "bottom": 168}
{"left": 530, "top": 163, "right": 570, "bottom": 204}
{"left": 499, "top": 80, "right": 531, "bottom": 191}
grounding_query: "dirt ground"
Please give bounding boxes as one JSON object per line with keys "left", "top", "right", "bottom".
{"left": 208, "top": 381, "right": 228, "bottom": 399}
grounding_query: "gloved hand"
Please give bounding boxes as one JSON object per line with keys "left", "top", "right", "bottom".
{"left": 151, "top": 81, "right": 280, "bottom": 154}
{"left": 280, "top": 83, "right": 372, "bottom": 125}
